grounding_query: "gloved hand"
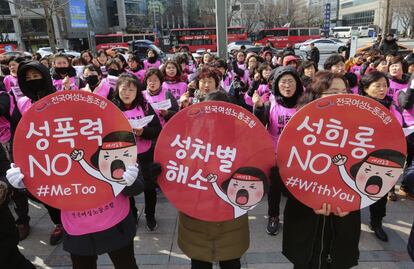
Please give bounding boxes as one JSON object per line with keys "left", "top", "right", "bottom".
{"left": 6, "top": 163, "right": 25, "bottom": 189}
{"left": 122, "top": 164, "right": 139, "bottom": 187}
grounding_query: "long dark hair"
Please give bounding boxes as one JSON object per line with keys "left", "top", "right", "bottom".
{"left": 112, "top": 74, "right": 147, "bottom": 111}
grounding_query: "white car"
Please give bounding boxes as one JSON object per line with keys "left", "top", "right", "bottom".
{"left": 299, "top": 39, "right": 345, "bottom": 54}
{"left": 37, "top": 47, "right": 53, "bottom": 58}
{"left": 227, "top": 41, "right": 254, "bottom": 53}
{"left": 37, "top": 47, "right": 81, "bottom": 58}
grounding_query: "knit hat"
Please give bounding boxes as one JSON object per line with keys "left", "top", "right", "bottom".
{"left": 283, "top": 55, "right": 298, "bottom": 66}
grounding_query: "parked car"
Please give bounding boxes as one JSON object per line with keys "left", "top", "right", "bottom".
{"left": 37, "top": 47, "right": 80, "bottom": 58}
{"left": 128, "top": 40, "right": 166, "bottom": 61}
{"left": 0, "top": 51, "right": 32, "bottom": 60}
{"left": 227, "top": 41, "right": 254, "bottom": 53}
{"left": 37, "top": 47, "right": 54, "bottom": 58}
{"left": 299, "top": 38, "right": 346, "bottom": 54}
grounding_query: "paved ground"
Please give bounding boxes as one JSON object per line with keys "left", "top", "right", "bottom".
{"left": 13, "top": 38, "right": 414, "bottom": 269}
{"left": 14, "top": 185, "right": 414, "bottom": 269}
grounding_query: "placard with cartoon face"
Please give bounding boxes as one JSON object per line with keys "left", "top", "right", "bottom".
{"left": 14, "top": 91, "right": 136, "bottom": 211}
{"left": 277, "top": 94, "right": 406, "bottom": 212}
{"left": 155, "top": 101, "right": 275, "bottom": 222}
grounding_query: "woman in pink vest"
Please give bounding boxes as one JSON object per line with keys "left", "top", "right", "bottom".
{"left": 143, "top": 48, "right": 161, "bottom": 70}
{"left": 395, "top": 74, "right": 414, "bottom": 200}
{"left": 160, "top": 60, "right": 188, "bottom": 100}
{"left": 231, "top": 51, "right": 251, "bottom": 87}
{"left": 143, "top": 68, "right": 179, "bottom": 126}
{"left": 3, "top": 56, "right": 25, "bottom": 101}
{"left": 16, "top": 61, "right": 65, "bottom": 245}
{"left": 51, "top": 53, "right": 80, "bottom": 91}
{"left": 253, "top": 66, "right": 304, "bottom": 237}
{"left": 81, "top": 65, "right": 114, "bottom": 99}
{"left": 216, "top": 59, "right": 233, "bottom": 93}
{"left": 245, "top": 62, "right": 273, "bottom": 110}
{"left": 349, "top": 53, "right": 364, "bottom": 79}
{"left": 7, "top": 135, "right": 144, "bottom": 269}
{"left": 388, "top": 56, "right": 410, "bottom": 103}
{"left": 11, "top": 63, "right": 145, "bottom": 269}
{"left": 126, "top": 54, "right": 146, "bottom": 83}
{"left": 359, "top": 71, "right": 403, "bottom": 242}
{"left": 112, "top": 74, "right": 162, "bottom": 231}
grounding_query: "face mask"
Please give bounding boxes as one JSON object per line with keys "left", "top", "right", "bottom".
{"left": 148, "top": 56, "right": 157, "bottom": 63}
{"left": 26, "top": 79, "right": 46, "bottom": 101}
{"left": 55, "top": 67, "right": 70, "bottom": 74}
{"left": 108, "top": 69, "right": 119, "bottom": 76}
{"left": 85, "top": 75, "right": 99, "bottom": 87}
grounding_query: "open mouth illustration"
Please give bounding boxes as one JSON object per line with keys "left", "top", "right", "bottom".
{"left": 236, "top": 189, "right": 249, "bottom": 205}
{"left": 364, "top": 176, "right": 383, "bottom": 195}
{"left": 111, "top": 159, "right": 126, "bottom": 179}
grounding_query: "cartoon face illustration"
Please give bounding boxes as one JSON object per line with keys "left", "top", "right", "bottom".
{"left": 333, "top": 149, "right": 405, "bottom": 207}
{"left": 71, "top": 131, "right": 137, "bottom": 196}
{"left": 226, "top": 178, "right": 264, "bottom": 208}
{"left": 97, "top": 145, "right": 137, "bottom": 183}
{"left": 355, "top": 161, "right": 403, "bottom": 199}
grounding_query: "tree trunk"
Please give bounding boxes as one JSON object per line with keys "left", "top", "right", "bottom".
{"left": 42, "top": 2, "right": 57, "bottom": 52}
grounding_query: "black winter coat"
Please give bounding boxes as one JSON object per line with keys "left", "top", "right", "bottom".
{"left": 380, "top": 39, "right": 399, "bottom": 55}
{"left": 283, "top": 195, "right": 361, "bottom": 268}
{"left": 308, "top": 47, "right": 320, "bottom": 64}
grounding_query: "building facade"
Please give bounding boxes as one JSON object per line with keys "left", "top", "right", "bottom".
{"left": 338, "top": 0, "right": 386, "bottom": 29}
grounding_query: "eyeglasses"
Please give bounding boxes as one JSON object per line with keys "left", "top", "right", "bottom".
{"left": 279, "top": 79, "right": 295, "bottom": 85}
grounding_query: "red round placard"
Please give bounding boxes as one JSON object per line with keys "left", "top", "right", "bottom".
{"left": 155, "top": 101, "right": 275, "bottom": 222}
{"left": 277, "top": 94, "right": 406, "bottom": 212}
{"left": 13, "top": 91, "right": 137, "bottom": 211}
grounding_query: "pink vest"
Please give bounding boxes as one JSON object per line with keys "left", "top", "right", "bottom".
{"left": 123, "top": 106, "right": 152, "bottom": 154}
{"left": 399, "top": 88, "right": 414, "bottom": 126}
{"left": 3, "top": 75, "right": 24, "bottom": 101}
{"left": 0, "top": 93, "right": 14, "bottom": 143}
{"left": 388, "top": 78, "right": 408, "bottom": 103}
{"left": 17, "top": 97, "right": 32, "bottom": 115}
{"left": 268, "top": 99, "right": 297, "bottom": 153}
{"left": 350, "top": 65, "right": 362, "bottom": 80}
{"left": 106, "top": 75, "right": 118, "bottom": 89}
{"left": 390, "top": 105, "right": 403, "bottom": 126}
{"left": 350, "top": 86, "right": 359, "bottom": 94}
{"left": 61, "top": 195, "right": 130, "bottom": 236}
{"left": 93, "top": 80, "right": 112, "bottom": 98}
{"left": 237, "top": 63, "right": 246, "bottom": 70}
{"left": 220, "top": 73, "right": 233, "bottom": 93}
{"left": 232, "top": 63, "right": 250, "bottom": 85}
{"left": 53, "top": 76, "right": 79, "bottom": 91}
{"left": 126, "top": 69, "right": 146, "bottom": 83}
{"left": 143, "top": 60, "right": 161, "bottom": 70}
{"left": 244, "top": 84, "right": 270, "bottom": 106}
{"left": 350, "top": 64, "right": 362, "bottom": 74}
{"left": 162, "top": 81, "right": 187, "bottom": 100}
{"left": 143, "top": 88, "right": 168, "bottom": 126}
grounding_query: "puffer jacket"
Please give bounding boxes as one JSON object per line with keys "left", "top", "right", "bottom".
{"left": 178, "top": 212, "right": 249, "bottom": 262}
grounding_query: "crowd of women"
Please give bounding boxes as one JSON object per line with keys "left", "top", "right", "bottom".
{"left": 1, "top": 42, "right": 414, "bottom": 269}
